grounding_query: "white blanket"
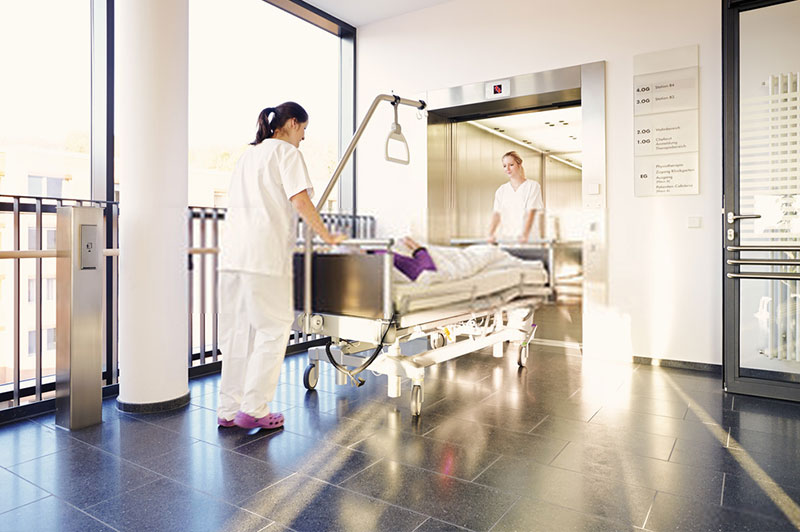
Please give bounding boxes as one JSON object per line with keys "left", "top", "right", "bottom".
{"left": 400, "top": 244, "right": 528, "bottom": 285}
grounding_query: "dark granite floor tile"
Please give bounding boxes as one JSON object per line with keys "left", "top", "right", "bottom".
{"left": 602, "top": 394, "right": 689, "bottom": 419}
{"left": 190, "top": 388, "right": 221, "bottom": 410}
{"left": 473, "top": 455, "right": 654, "bottom": 527}
{"left": 722, "top": 471, "right": 800, "bottom": 523}
{"left": 590, "top": 407, "right": 728, "bottom": 447}
{"left": 8, "top": 440, "right": 156, "bottom": 509}
{"left": 492, "top": 496, "right": 639, "bottom": 532}
{"left": 729, "top": 425, "right": 800, "bottom": 460}
{"left": 631, "top": 369, "right": 722, "bottom": 394}
{"left": 733, "top": 394, "right": 800, "bottom": 420}
{"left": 67, "top": 412, "right": 197, "bottom": 464}
{"left": 0, "top": 467, "right": 49, "bottom": 515}
{"left": 421, "top": 398, "right": 549, "bottom": 432}
{"left": 530, "top": 416, "right": 677, "bottom": 461}
{"left": 140, "top": 440, "right": 294, "bottom": 505}
{"left": 145, "top": 403, "right": 284, "bottom": 450}
{"left": 670, "top": 438, "right": 800, "bottom": 489}
{"left": 424, "top": 418, "right": 567, "bottom": 464}
{"left": 0, "top": 496, "right": 115, "bottom": 532}
{"left": 684, "top": 404, "right": 733, "bottom": 425}
{"left": 481, "top": 390, "right": 602, "bottom": 422}
{"left": 551, "top": 441, "right": 723, "bottom": 504}
{"left": 234, "top": 429, "right": 380, "bottom": 485}
{"left": 188, "top": 375, "right": 219, "bottom": 397}
{"left": 242, "top": 473, "right": 427, "bottom": 532}
{"left": 341, "top": 459, "right": 514, "bottom": 531}
{"left": 189, "top": 387, "right": 292, "bottom": 412}
{"left": 412, "top": 517, "right": 470, "bottom": 531}
{"left": 722, "top": 408, "right": 800, "bottom": 437}
{"left": 327, "top": 399, "right": 448, "bottom": 436}
{"left": 125, "top": 402, "right": 200, "bottom": 425}
{"left": 645, "top": 491, "right": 795, "bottom": 532}
{"left": 280, "top": 407, "right": 381, "bottom": 446}
{"left": 416, "top": 376, "right": 496, "bottom": 404}
{"left": 85, "top": 477, "right": 270, "bottom": 532}
{"left": 351, "top": 427, "right": 500, "bottom": 481}
{"left": 273, "top": 382, "right": 339, "bottom": 411}
{"left": 0, "top": 419, "right": 81, "bottom": 467}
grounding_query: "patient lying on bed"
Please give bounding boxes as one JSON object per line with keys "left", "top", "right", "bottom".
{"left": 383, "top": 237, "right": 529, "bottom": 285}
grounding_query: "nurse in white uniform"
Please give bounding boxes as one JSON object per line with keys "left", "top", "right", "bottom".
{"left": 488, "top": 150, "right": 544, "bottom": 243}
{"left": 217, "top": 102, "right": 344, "bottom": 430}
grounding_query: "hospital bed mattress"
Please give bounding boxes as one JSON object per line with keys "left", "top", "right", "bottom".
{"left": 293, "top": 253, "right": 548, "bottom": 319}
{"left": 394, "top": 264, "right": 547, "bottom": 313}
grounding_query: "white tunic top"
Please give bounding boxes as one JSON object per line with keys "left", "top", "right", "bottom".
{"left": 492, "top": 179, "right": 544, "bottom": 241}
{"left": 219, "top": 139, "right": 314, "bottom": 277}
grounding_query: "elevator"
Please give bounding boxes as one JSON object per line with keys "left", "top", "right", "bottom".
{"left": 424, "top": 64, "right": 607, "bottom": 350}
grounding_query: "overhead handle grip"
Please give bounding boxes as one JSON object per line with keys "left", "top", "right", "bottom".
{"left": 385, "top": 100, "right": 410, "bottom": 165}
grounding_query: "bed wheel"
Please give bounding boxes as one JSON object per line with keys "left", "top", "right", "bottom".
{"left": 303, "top": 364, "right": 319, "bottom": 390}
{"left": 430, "top": 332, "right": 446, "bottom": 349}
{"left": 517, "top": 344, "right": 529, "bottom": 368}
{"left": 410, "top": 385, "right": 423, "bottom": 416}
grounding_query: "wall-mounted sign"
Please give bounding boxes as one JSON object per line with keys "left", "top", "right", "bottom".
{"left": 633, "top": 46, "right": 699, "bottom": 197}
{"left": 485, "top": 79, "right": 511, "bottom": 99}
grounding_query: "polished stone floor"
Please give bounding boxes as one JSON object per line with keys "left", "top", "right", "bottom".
{"left": 2, "top": 346, "right": 800, "bottom": 531}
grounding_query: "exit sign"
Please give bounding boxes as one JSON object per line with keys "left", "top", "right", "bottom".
{"left": 485, "top": 79, "right": 511, "bottom": 99}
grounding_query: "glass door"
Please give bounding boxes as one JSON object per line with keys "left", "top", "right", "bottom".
{"left": 724, "top": 0, "right": 800, "bottom": 400}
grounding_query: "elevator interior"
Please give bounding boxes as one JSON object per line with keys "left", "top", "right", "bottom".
{"left": 427, "top": 105, "right": 584, "bottom": 346}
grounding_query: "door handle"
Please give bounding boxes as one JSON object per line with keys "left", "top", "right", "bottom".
{"left": 727, "top": 212, "right": 761, "bottom": 224}
{"left": 727, "top": 245, "right": 800, "bottom": 252}
{"left": 727, "top": 272, "right": 800, "bottom": 281}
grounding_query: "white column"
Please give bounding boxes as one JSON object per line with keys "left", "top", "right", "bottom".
{"left": 115, "top": 0, "right": 189, "bottom": 407}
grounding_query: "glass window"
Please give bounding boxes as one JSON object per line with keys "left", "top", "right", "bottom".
{"left": 46, "top": 278, "right": 56, "bottom": 301}
{"left": 187, "top": 0, "right": 340, "bottom": 211}
{"left": 27, "top": 227, "right": 38, "bottom": 251}
{"left": 0, "top": 1, "right": 91, "bottom": 199}
{"left": 46, "top": 229, "right": 56, "bottom": 250}
{"left": 28, "top": 279, "right": 35, "bottom": 303}
{"left": 27, "top": 330, "right": 35, "bottom": 355}
{"left": 47, "top": 328, "right": 56, "bottom": 351}
{"left": 28, "top": 176, "right": 44, "bottom": 196}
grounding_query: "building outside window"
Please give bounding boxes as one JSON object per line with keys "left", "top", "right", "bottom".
{"left": 187, "top": 0, "right": 340, "bottom": 211}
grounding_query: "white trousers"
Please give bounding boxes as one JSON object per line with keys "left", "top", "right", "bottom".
{"left": 217, "top": 271, "right": 293, "bottom": 420}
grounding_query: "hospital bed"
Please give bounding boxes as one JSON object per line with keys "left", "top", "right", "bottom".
{"left": 293, "top": 242, "right": 550, "bottom": 415}
{"left": 295, "top": 94, "right": 550, "bottom": 415}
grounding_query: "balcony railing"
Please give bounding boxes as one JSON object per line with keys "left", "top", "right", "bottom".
{"left": 0, "top": 194, "right": 374, "bottom": 418}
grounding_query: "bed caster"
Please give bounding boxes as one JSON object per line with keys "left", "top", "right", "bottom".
{"left": 303, "top": 364, "right": 319, "bottom": 390}
{"left": 517, "top": 344, "right": 529, "bottom": 368}
{"left": 410, "top": 385, "right": 423, "bottom": 416}
{"left": 430, "top": 332, "right": 446, "bottom": 349}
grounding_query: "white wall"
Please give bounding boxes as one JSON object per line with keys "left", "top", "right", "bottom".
{"left": 355, "top": 0, "right": 722, "bottom": 364}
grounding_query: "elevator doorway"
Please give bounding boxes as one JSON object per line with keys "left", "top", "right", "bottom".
{"left": 425, "top": 64, "right": 606, "bottom": 352}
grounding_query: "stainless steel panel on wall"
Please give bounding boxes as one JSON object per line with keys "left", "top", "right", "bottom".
{"left": 56, "top": 206, "right": 103, "bottom": 431}
{"left": 427, "top": 114, "right": 453, "bottom": 244}
{"left": 427, "top": 66, "right": 582, "bottom": 119}
{"left": 544, "top": 157, "right": 582, "bottom": 241}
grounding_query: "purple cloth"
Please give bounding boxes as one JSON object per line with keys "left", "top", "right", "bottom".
{"left": 372, "top": 248, "right": 437, "bottom": 281}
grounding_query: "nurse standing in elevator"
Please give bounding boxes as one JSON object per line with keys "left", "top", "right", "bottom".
{"left": 217, "top": 102, "right": 344, "bottom": 430}
{"left": 488, "top": 150, "right": 544, "bottom": 243}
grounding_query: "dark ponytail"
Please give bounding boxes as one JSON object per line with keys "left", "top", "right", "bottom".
{"left": 251, "top": 101, "right": 308, "bottom": 145}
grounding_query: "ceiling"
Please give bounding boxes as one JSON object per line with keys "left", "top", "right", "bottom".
{"left": 304, "top": 0, "right": 451, "bottom": 27}
{"left": 472, "top": 107, "right": 583, "bottom": 166}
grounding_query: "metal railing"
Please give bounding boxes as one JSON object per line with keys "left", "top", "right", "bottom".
{"left": 1, "top": 194, "right": 375, "bottom": 413}
{"left": 0, "top": 194, "right": 118, "bottom": 409}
